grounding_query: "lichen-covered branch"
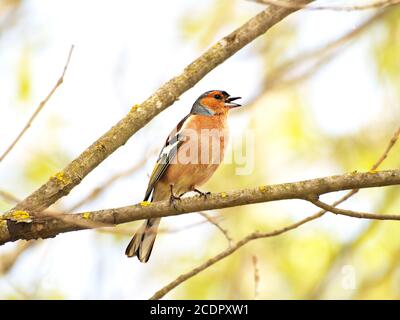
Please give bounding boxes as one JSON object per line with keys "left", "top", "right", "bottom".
{"left": 1, "top": 169, "right": 400, "bottom": 245}
{"left": 254, "top": 0, "right": 400, "bottom": 11}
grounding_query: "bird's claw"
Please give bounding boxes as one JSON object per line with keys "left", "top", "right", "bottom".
{"left": 169, "top": 185, "right": 181, "bottom": 210}
{"left": 193, "top": 188, "right": 211, "bottom": 199}
{"left": 169, "top": 193, "right": 181, "bottom": 202}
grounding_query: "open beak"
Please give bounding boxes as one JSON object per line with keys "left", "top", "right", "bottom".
{"left": 225, "top": 96, "right": 242, "bottom": 108}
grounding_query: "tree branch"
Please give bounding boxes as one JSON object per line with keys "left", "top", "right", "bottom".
{"left": 253, "top": 0, "right": 400, "bottom": 11}
{"left": 2, "top": 169, "right": 400, "bottom": 245}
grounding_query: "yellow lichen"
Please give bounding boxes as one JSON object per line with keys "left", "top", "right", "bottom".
{"left": 82, "top": 212, "right": 90, "bottom": 220}
{"left": 7, "top": 210, "right": 32, "bottom": 223}
{"left": 259, "top": 185, "right": 266, "bottom": 192}
{"left": 140, "top": 201, "right": 151, "bottom": 207}
{"left": 52, "top": 171, "right": 72, "bottom": 184}
{"left": 130, "top": 104, "right": 140, "bottom": 113}
{"left": 220, "top": 192, "right": 227, "bottom": 198}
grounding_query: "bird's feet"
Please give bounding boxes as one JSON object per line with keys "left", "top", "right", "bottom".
{"left": 169, "top": 184, "right": 182, "bottom": 210}
{"left": 193, "top": 188, "right": 211, "bottom": 199}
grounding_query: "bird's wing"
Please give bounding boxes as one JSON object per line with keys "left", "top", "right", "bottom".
{"left": 143, "top": 115, "right": 190, "bottom": 201}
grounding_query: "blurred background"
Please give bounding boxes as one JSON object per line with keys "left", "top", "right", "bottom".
{"left": 0, "top": 0, "right": 400, "bottom": 299}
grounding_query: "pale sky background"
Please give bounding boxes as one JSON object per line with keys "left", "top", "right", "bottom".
{"left": 0, "top": 0, "right": 394, "bottom": 299}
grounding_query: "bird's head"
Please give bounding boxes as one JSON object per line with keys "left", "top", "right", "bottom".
{"left": 190, "top": 90, "right": 242, "bottom": 116}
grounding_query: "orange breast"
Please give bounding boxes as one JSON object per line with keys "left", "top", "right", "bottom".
{"left": 158, "top": 114, "right": 229, "bottom": 196}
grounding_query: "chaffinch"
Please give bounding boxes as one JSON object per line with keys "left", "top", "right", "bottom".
{"left": 125, "top": 90, "right": 242, "bottom": 262}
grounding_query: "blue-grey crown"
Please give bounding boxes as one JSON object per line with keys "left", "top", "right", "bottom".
{"left": 190, "top": 90, "right": 230, "bottom": 116}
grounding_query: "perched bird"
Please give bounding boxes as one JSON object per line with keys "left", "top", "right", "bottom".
{"left": 125, "top": 90, "right": 242, "bottom": 262}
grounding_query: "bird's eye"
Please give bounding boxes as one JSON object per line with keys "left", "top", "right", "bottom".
{"left": 214, "top": 94, "right": 222, "bottom": 100}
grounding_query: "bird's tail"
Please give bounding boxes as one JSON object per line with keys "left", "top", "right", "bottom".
{"left": 125, "top": 218, "right": 161, "bottom": 263}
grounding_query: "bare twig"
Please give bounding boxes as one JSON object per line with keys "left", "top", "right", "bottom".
{"left": 241, "top": 9, "right": 389, "bottom": 114}
{"left": 253, "top": 0, "right": 400, "bottom": 11}
{"left": 370, "top": 127, "right": 400, "bottom": 171}
{"left": 252, "top": 255, "right": 260, "bottom": 299}
{"left": 198, "top": 211, "right": 233, "bottom": 246}
{"left": 308, "top": 196, "right": 400, "bottom": 221}
{"left": 264, "top": 10, "right": 388, "bottom": 91}
{"left": 307, "top": 126, "right": 400, "bottom": 217}
{"left": 0, "top": 190, "right": 20, "bottom": 204}
{"left": 0, "top": 241, "right": 36, "bottom": 275}
{"left": 149, "top": 210, "right": 324, "bottom": 300}
{"left": 0, "top": 45, "right": 74, "bottom": 163}
{"left": 296, "top": 126, "right": 400, "bottom": 230}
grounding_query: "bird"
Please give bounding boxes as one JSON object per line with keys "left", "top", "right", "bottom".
{"left": 125, "top": 90, "right": 242, "bottom": 262}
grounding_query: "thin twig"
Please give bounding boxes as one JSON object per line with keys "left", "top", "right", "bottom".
{"left": 370, "top": 127, "right": 400, "bottom": 171}
{"left": 0, "top": 45, "right": 74, "bottom": 163}
{"left": 308, "top": 196, "right": 400, "bottom": 221}
{"left": 0, "top": 190, "right": 20, "bottom": 204}
{"left": 298, "top": 126, "right": 400, "bottom": 227}
{"left": 264, "top": 10, "right": 388, "bottom": 91}
{"left": 241, "top": 9, "right": 388, "bottom": 112}
{"left": 149, "top": 210, "right": 324, "bottom": 300}
{"left": 198, "top": 211, "right": 234, "bottom": 246}
{"left": 254, "top": 0, "right": 400, "bottom": 11}
{"left": 314, "top": 126, "right": 400, "bottom": 213}
{"left": 0, "top": 241, "right": 36, "bottom": 275}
